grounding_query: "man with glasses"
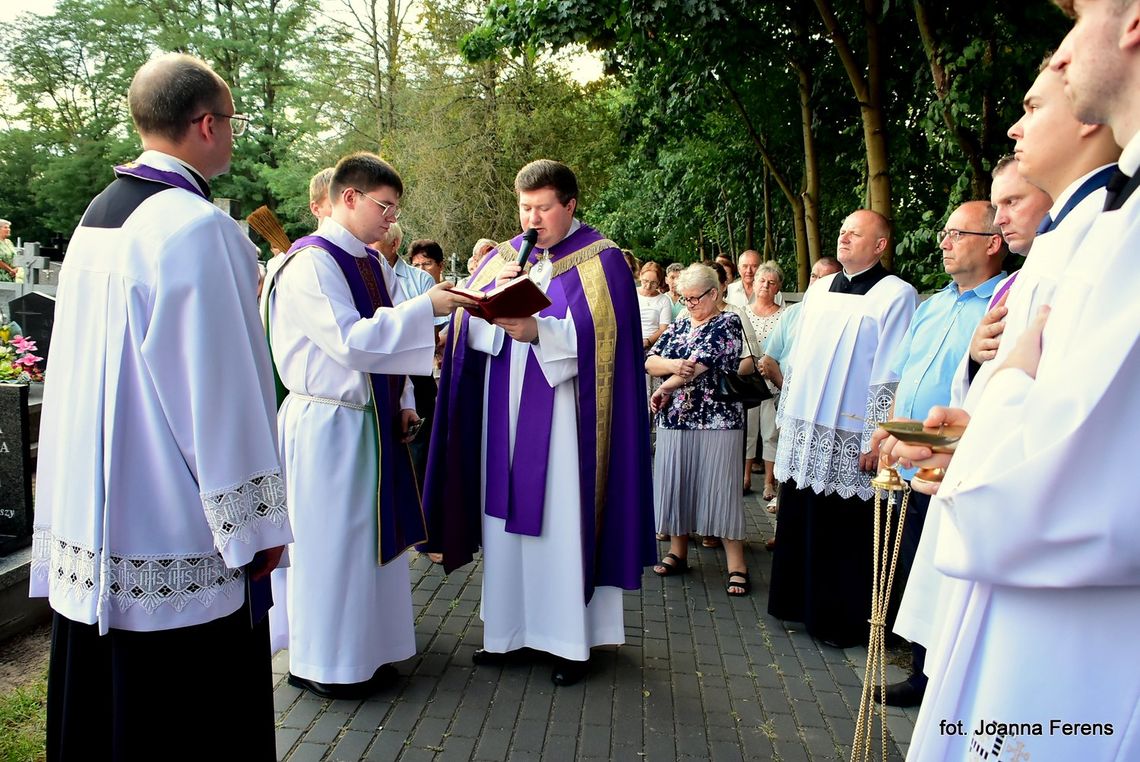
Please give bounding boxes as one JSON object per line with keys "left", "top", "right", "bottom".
{"left": 767, "top": 209, "right": 917, "bottom": 648}
{"left": 31, "top": 53, "right": 293, "bottom": 759}
{"left": 263, "top": 151, "right": 475, "bottom": 700}
{"left": 860, "top": 201, "right": 1006, "bottom": 708}
{"left": 424, "top": 159, "right": 656, "bottom": 686}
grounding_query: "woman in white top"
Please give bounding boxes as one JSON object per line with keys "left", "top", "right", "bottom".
{"left": 742, "top": 262, "right": 786, "bottom": 500}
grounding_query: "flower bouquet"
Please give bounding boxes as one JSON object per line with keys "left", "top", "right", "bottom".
{"left": 0, "top": 323, "right": 44, "bottom": 382}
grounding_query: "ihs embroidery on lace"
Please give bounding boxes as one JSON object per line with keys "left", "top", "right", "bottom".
{"left": 775, "top": 374, "right": 898, "bottom": 500}
{"left": 32, "top": 530, "right": 243, "bottom": 613}
{"left": 201, "top": 470, "right": 288, "bottom": 552}
{"left": 31, "top": 471, "right": 288, "bottom": 614}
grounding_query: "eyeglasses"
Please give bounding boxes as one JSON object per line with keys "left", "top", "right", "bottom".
{"left": 679, "top": 287, "right": 715, "bottom": 307}
{"left": 639, "top": 279, "right": 661, "bottom": 289}
{"left": 353, "top": 189, "right": 402, "bottom": 220}
{"left": 937, "top": 228, "right": 998, "bottom": 243}
{"left": 190, "top": 112, "right": 250, "bottom": 136}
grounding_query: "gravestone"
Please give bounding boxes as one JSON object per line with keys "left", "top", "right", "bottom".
{"left": 8, "top": 291, "right": 55, "bottom": 366}
{"left": 0, "top": 384, "right": 33, "bottom": 554}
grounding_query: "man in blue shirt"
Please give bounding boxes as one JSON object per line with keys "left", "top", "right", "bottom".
{"left": 876, "top": 200, "right": 1005, "bottom": 707}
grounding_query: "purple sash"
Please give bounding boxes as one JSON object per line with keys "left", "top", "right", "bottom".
{"left": 114, "top": 161, "right": 209, "bottom": 199}
{"left": 286, "top": 235, "right": 427, "bottom": 564}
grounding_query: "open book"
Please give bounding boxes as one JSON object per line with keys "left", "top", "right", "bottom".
{"left": 451, "top": 277, "right": 552, "bottom": 321}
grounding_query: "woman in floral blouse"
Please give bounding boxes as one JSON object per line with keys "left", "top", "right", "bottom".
{"left": 646, "top": 263, "right": 752, "bottom": 596}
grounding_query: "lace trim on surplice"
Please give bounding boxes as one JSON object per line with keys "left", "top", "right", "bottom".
{"left": 31, "top": 529, "right": 243, "bottom": 614}
{"left": 200, "top": 470, "right": 288, "bottom": 553}
{"left": 861, "top": 381, "right": 898, "bottom": 452}
{"left": 775, "top": 418, "right": 873, "bottom": 499}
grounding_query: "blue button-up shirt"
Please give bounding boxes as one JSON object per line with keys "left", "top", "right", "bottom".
{"left": 890, "top": 273, "right": 1004, "bottom": 479}
{"left": 393, "top": 256, "right": 447, "bottom": 326}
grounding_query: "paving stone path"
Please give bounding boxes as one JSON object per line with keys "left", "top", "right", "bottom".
{"left": 273, "top": 493, "right": 919, "bottom": 761}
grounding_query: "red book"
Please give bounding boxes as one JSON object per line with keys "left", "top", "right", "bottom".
{"left": 451, "top": 277, "right": 551, "bottom": 321}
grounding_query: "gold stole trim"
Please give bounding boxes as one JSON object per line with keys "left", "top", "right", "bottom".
{"left": 576, "top": 256, "right": 617, "bottom": 532}
{"left": 457, "top": 233, "right": 620, "bottom": 525}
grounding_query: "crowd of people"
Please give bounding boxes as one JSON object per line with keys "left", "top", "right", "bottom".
{"left": 26, "top": 1, "right": 1140, "bottom": 758}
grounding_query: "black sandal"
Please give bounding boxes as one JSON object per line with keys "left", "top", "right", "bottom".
{"left": 726, "top": 570, "right": 751, "bottom": 596}
{"left": 653, "top": 552, "right": 689, "bottom": 577}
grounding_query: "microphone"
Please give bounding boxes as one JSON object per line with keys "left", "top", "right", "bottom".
{"left": 515, "top": 228, "right": 539, "bottom": 272}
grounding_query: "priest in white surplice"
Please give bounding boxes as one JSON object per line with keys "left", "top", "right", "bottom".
{"left": 767, "top": 209, "right": 917, "bottom": 648}
{"left": 264, "top": 152, "right": 473, "bottom": 700}
{"left": 423, "top": 160, "right": 656, "bottom": 686}
{"left": 31, "top": 55, "right": 292, "bottom": 760}
{"left": 884, "top": 7, "right": 1140, "bottom": 757}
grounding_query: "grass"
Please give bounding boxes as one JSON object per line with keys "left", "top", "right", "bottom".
{"left": 0, "top": 675, "right": 47, "bottom": 762}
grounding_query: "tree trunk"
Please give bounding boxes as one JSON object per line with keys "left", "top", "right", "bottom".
{"left": 724, "top": 82, "right": 810, "bottom": 288}
{"left": 763, "top": 167, "right": 775, "bottom": 260}
{"left": 913, "top": 0, "right": 988, "bottom": 198}
{"left": 814, "top": 0, "right": 895, "bottom": 267}
{"left": 793, "top": 10, "right": 822, "bottom": 265}
{"left": 721, "top": 188, "right": 737, "bottom": 256}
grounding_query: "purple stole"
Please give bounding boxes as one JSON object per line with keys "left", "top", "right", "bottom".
{"left": 114, "top": 161, "right": 209, "bottom": 199}
{"left": 423, "top": 225, "right": 656, "bottom": 602}
{"left": 286, "top": 235, "right": 427, "bottom": 565}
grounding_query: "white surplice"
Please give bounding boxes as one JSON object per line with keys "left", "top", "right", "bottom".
{"left": 896, "top": 170, "right": 1110, "bottom": 661}
{"left": 907, "top": 146, "right": 1140, "bottom": 761}
{"left": 31, "top": 150, "right": 293, "bottom": 634}
{"left": 468, "top": 291, "right": 624, "bottom": 662}
{"left": 775, "top": 273, "right": 917, "bottom": 499}
{"left": 265, "top": 217, "right": 435, "bottom": 683}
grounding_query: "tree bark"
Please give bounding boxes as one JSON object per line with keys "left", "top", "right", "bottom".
{"left": 913, "top": 0, "right": 988, "bottom": 198}
{"left": 813, "top": 0, "right": 895, "bottom": 267}
{"left": 724, "top": 81, "right": 811, "bottom": 288}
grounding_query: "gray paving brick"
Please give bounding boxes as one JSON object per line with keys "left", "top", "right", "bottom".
{"left": 328, "top": 729, "right": 372, "bottom": 761}
{"left": 305, "top": 709, "right": 350, "bottom": 744}
{"left": 276, "top": 727, "right": 303, "bottom": 760}
{"left": 774, "top": 738, "right": 812, "bottom": 762}
{"left": 791, "top": 700, "right": 828, "bottom": 729}
{"left": 286, "top": 741, "right": 327, "bottom": 762}
{"left": 363, "top": 728, "right": 408, "bottom": 761}
{"left": 400, "top": 748, "right": 439, "bottom": 762}
{"left": 510, "top": 718, "right": 548, "bottom": 752}
{"left": 577, "top": 723, "right": 611, "bottom": 757}
{"left": 347, "top": 700, "right": 390, "bottom": 733}
{"left": 436, "top": 735, "right": 477, "bottom": 762}
{"left": 474, "top": 726, "right": 513, "bottom": 760}
{"left": 281, "top": 697, "right": 325, "bottom": 729}
{"left": 410, "top": 716, "right": 450, "bottom": 749}
{"left": 674, "top": 722, "right": 709, "bottom": 758}
{"left": 709, "top": 740, "right": 746, "bottom": 762}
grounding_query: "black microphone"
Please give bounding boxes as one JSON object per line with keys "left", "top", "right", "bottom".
{"left": 515, "top": 228, "right": 539, "bottom": 272}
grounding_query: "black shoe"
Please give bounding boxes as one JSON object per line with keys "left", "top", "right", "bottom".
{"left": 287, "top": 664, "right": 398, "bottom": 700}
{"left": 551, "top": 657, "right": 589, "bottom": 686}
{"left": 472, "top": 648, "right": 501, "bottom": 666}
{"left": 872, "top": 679, "right": 926, "bottom": 708}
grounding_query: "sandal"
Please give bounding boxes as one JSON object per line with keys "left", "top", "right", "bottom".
{"left": 701, "top": 536, "right": 721, "bottom": 549}
{"left": 726, "top": 570, "right": 751, "bottom": 596}
{"left": 763, "top": 485, "right": 777, "bottom": 501}
{"left": 655, "top": 532, "right": 670, "bottom": 541}
{"left": 653, "top": 552, "right": 689, "bottom": 577}
{"left": 766, "top": 499, "right": 779, "bottom": 514}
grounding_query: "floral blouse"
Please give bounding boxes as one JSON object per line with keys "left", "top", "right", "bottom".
{"left": 649, "top": 310, "right": 744, "bottom": 430}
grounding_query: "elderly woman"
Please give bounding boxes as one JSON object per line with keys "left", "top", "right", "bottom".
{"left": 743, "top": 261, "right": 786, "bottom": 500}
{"left": 0, "top": 219, "right": 18, "bottom": 282}
{"left": 647, "top": 263, "right": 751, "bottom": 596}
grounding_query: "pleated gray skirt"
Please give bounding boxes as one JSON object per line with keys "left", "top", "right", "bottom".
{"left": 654, "top": 428, "right": 745, "bottom": 539}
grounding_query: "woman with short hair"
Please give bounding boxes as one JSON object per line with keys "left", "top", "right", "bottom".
{"left": 646, "top": 263, "right": 751, "bottom": 596}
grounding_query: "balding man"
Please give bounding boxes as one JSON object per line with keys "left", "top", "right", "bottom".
{"left": 31, "top": 54, "right": 292, "bottom": 759}
{"left": 767, "top": 209, "right": 917, "bottom": 648}
{"left": 870, "top": 200, "right": 1007, "bottom": 707}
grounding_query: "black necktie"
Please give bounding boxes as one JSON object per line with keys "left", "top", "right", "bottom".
{"left": 1103, "top": 168, "right": 1132, "bottom": 212}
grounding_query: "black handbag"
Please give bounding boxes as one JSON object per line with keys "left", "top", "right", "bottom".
{"left": 712, "top": 319, "right": 771, "bottom": 408}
